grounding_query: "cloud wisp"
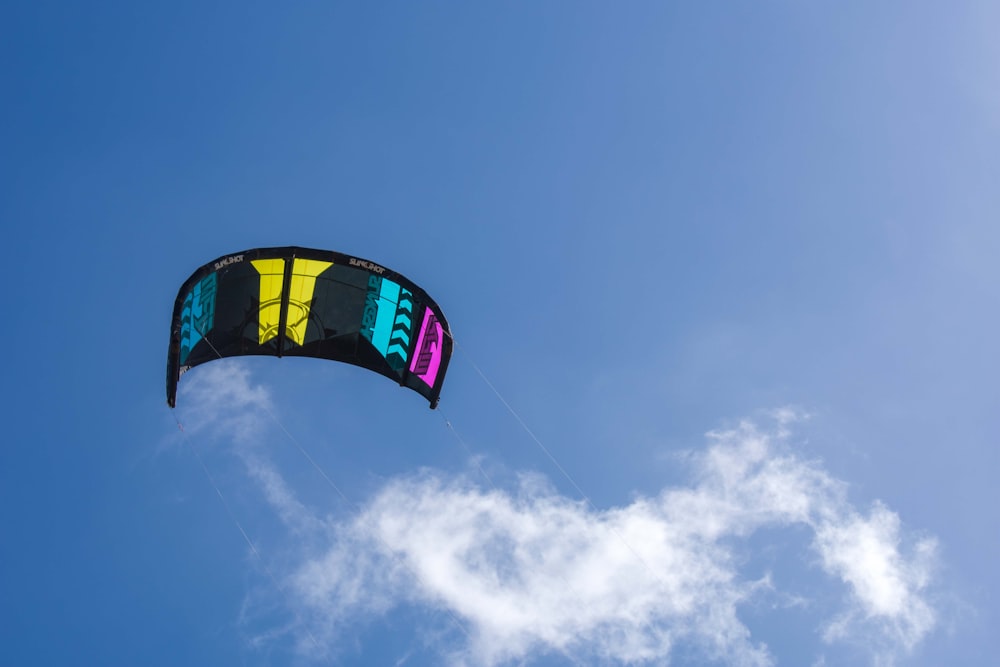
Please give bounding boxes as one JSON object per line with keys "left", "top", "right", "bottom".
{"left": 177, "top": 361, "right": 939, "bottom": 666}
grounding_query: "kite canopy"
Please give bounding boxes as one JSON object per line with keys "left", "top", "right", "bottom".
{"left": 167, "top": 247, "right": 452, "bottom": 409}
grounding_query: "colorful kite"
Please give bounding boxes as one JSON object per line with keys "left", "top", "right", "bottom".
{"left": 167, "top": 247, "right": 452, "bottom": 408}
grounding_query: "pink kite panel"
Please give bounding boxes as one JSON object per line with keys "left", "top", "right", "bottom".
{"left": 409, "top": 307, "right": 444, "bottom": 387}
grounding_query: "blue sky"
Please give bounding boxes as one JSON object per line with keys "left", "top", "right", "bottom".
{"left": 2, "top": 2, "right": 998, "bottom": 665}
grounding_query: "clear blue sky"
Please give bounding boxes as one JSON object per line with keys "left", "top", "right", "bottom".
{"left": 3, "top": 2, "right": 997, "bottom": 665}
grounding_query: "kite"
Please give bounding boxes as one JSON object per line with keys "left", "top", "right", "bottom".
{"left": 166, "top": 247, "right": 452, "bottom": 408}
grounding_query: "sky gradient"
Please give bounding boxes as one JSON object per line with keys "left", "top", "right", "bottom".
{"left": 2, "top": 2, "right": 998, "bottom": 665}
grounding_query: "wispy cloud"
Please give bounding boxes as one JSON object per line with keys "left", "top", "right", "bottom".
{"left": 178, "top": 361, "right": 939, "bottom": 666}
{"left": 177, "top": 361, "right": 273, "bottom": 443}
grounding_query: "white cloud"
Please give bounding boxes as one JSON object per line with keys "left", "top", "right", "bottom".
{"left": 177, "top": 361, "right": 273, "bottom": 444}
{"left": 816, "top": 504, "right": 937, "bottom": 664}
{"left": 178, "top": 363, "right": 940, "bottom": 666}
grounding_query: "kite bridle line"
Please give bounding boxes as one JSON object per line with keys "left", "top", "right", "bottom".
{"left": 172, "top": 325, "right": 474, "bottom": 649}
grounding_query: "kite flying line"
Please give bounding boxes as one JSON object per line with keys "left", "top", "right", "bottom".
{"left": 164, "top": 246, "right": 665, "bottom": 661}
{"left": 175, "top": 325, "right": 474, "bottom": 647}
{"left": 445, "top": 333, "right": 671, "bottom": 599}
{"left": 171, "top": 410, "right": 330, "bottom": 663}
